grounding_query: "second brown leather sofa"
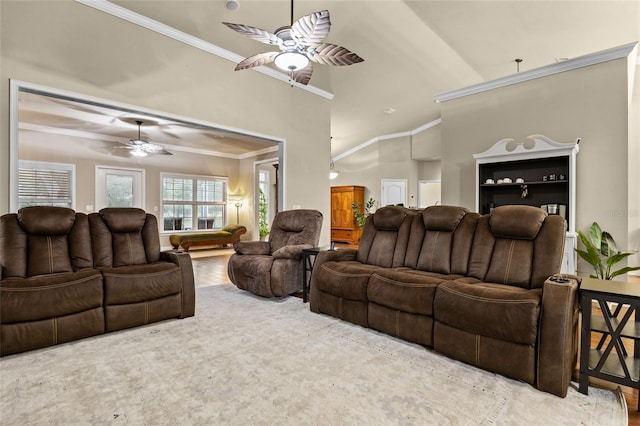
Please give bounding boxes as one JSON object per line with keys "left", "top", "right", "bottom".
{"left": 0, "top": 206, "right": 195, "bottom": 356}
{"left": 310, "top": 204, "right": 578, "bottom": 398}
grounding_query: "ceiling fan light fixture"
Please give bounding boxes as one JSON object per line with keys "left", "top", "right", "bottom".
{"left": 274, "top": 51, "right": 309, "bottom": 71}
{"left": 130, "top": 148, "right": 148, "bottom": 157}
{"left": 329, "top": 159, "right": 339, "bottom": 180}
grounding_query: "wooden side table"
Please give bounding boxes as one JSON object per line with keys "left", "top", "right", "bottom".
{"left": 579, "top": 277, "right": 640, "bottom": 410}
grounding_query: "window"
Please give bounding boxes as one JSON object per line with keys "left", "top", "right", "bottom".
{"left": 161, "top": 173, "right": 227, "bottom": 232}
{"left": 18, "top": 160, "right": 75, "bottom": 209}
{"left": 259, "top": 169, "right": 270, "bottom": 224}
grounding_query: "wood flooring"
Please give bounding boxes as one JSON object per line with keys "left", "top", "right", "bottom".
{"left": 190, "top": 249, "right": 640, "bottom": 424}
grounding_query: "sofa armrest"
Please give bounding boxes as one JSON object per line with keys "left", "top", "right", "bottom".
{"left": 537, "top": 276, "right": 579, "bottom": 397}
{"left": 160, "top": 250, "right": 195, "bottom": 318}
{"left": 272, "top": 244, "right": 313, "bottom": 260}
{"left": 234, "top": 241, "right": 271, "bottom": 255}
{"left": 309, "top": 249, "right": 358, "bottom": 312}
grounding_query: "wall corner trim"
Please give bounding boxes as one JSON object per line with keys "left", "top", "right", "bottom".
{"left": 435, "top": 42, "right": 639, "bottom": 103}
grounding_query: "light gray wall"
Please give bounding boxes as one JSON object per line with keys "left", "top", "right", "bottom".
{"left": 438, "top": 57, "right": 637, "bottom": 276}
{"left": 0, "top": 1, "right": 333, "bottom": 244}
{"left": 412, "top": 124, "right": 442, "bottom": 161}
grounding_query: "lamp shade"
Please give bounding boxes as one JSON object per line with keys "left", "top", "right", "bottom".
{"left": 274, "top": 52, "right": 309, "bottom": 71}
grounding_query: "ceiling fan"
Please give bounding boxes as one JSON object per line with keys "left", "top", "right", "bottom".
{"left": 222, "top": 0, "right": 364, "bottom": 85}
{"left": 117, "top": 120, "right": 173, "bottom": 157}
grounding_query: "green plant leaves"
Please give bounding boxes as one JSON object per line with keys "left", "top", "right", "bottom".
{"left": 576, "top": 222, "right": 639, "bottom": 280}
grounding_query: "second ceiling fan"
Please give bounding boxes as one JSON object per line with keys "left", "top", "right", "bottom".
{"left": 223, "top": 0, "right": 364, "bottom": 85}
{"left": 121, "top": 120, "right": 172, "bottom": 157}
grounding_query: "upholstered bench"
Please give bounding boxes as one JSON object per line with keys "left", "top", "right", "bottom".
{"left": 170, "top": 224, "right": 247, "bottom": 251}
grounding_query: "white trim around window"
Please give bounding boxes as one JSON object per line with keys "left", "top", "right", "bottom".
{"left": 160, "top": 172, "right": 229, "bottom": 233}
{"left": 18, "top": 160, "right": 76, "bottom": 210}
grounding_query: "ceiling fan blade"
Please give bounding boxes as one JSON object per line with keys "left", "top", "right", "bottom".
{"left": 308, "top": 43, "right": 364, "bottom": 66}
{"left": 291, "top": 65, "right": 313, "bottom": 85}
{"left": 222, "top": 22, "right": 281, "bottom": 46}
{"left": 235, "top": 51, "right": 278, "bottom": 71}
{"left": 290, "top": 10, "right": 330, "bottom": 47}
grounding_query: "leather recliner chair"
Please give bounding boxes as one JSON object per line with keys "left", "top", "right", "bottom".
{"left": 227, "top": 209, "right": 323, "bottom": 297}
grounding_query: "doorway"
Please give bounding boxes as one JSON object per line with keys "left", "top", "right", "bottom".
{"left": 255, "top": 159, "right": 280, "bottom": 239}
{"left": 418, "top": 180, "right": 441, "bottom": 208}
{"left": 95, "top": 166, "right": 145, "bottom": 210}
{"left": 381, "top": 179, "right": 407, "bottom": 206}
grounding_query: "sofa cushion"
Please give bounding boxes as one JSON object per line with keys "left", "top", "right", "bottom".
{"left": 314, "top": 261, "right": 383, "bottom": 301}
{"left": 404, "top": 206, "right": 478, "bottom": 276}
{"left": 26, "top": 235, "right": 73, "bottom": 276}
{"left": 489, "top": 205, "right": 546, "bottom": 240}
{"left": 0, "top": 269, "right": 103, "bottom": 323}
{"left": 268, "top": 209, "right": 323, "bottom": 252}
{"left": 356, "top": 206, "right": 413, "bottom": 268}
{"left": 102, "top": 262, "right": 182, "bottom": 304}
{"left": 99, "top": 208, "right": 147, "bottom": 233}
{"left": 18, "top": 206, "right": 75, "bottom": 235}
{"left": 372, "top": 207, "right": 408, "bottom": 230}
{"left": 112, "top": 233, "right": 148, "bottom": 267}
{"left": 434, "top": 280, "right": 541, "bottom": 345}
{"left": 368, "top": 269, "right": 444, "bottom": 315}
{"left": 423, "top": 205, "right": 467, "bottom": 232}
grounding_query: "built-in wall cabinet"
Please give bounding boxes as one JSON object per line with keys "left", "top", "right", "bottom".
{"left": 474, "top": 135, "right": 580, "bottom": 274}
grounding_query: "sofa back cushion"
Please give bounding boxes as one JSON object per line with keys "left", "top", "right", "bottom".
{"left": 356, "top": 206, "right": 413, "bottom": 267}
{"left": 89, "top": 208, "right": 161, "bottom": 268}
{"left": 268, "top": 209, "right": 323, "bottom": 253}
{"left": 467, "top": 205, "right": 566, "bottom": 289}
{"left": 405, "top": 206, "right": 479, "bottom": 275}
{"left": 0, "top": 206, "right": 93, "bottom": 278}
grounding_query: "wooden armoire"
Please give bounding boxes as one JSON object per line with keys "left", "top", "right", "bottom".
{"left": 330, "top": 185, "right": 364, "bottom": 244}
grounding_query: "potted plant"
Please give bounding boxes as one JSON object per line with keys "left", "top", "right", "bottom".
{"left": 258, "top": 188, "right": 270, "bottom": 240}
{"left": 351, "top": 198, "right": 376, "bottom": 229}
{"left": 576, "top": 221, "right": 640, "bottom": 280}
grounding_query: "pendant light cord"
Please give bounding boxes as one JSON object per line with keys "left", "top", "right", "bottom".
{"left": 290, "top": 0, "right": 294, "bottom": 26}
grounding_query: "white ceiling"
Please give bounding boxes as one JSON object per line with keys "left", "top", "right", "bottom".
{"left": 18, "top": 0, "right": 640, "bottom": 159}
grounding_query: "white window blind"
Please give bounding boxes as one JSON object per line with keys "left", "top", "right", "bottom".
{"left": 18, "top": 161, "right": 74, "bottom": 209}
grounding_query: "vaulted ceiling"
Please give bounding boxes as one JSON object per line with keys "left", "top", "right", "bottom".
{"left": 16, "top": 0, "right": 640, "bottom": 159}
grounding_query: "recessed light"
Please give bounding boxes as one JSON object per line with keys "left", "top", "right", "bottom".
{"left": 556, "top": 57, "right": 570, "bottom": 62}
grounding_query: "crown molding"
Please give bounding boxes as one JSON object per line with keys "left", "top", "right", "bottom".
{"left": 332, "top": 117, "right": 441, "bottom": 161}
{"left": 74, "top": 0, "right": 334, "bottom": 100}
{"left": 435, "top": 42, "right": 639, "bottom": 103}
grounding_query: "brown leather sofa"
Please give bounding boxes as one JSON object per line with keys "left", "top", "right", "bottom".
{"left": 0, "top": 206, "right": 195, "bottom": 356}
{"left": 310, "top": 204, "right": 579, "bottom": 398}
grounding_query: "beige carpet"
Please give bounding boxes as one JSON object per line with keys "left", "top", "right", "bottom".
{"left": 0, "top": 284, "right": 627, "bottom": 425}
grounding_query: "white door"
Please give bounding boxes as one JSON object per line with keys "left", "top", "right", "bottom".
{"left": 96, "top": 166, "right": 145, "bottom": 210}
{"left": 418, "top": 180, "right": 441, "bottom": 207}
{"left": 381, "top": 179, "right": 407, "bottom": 206}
